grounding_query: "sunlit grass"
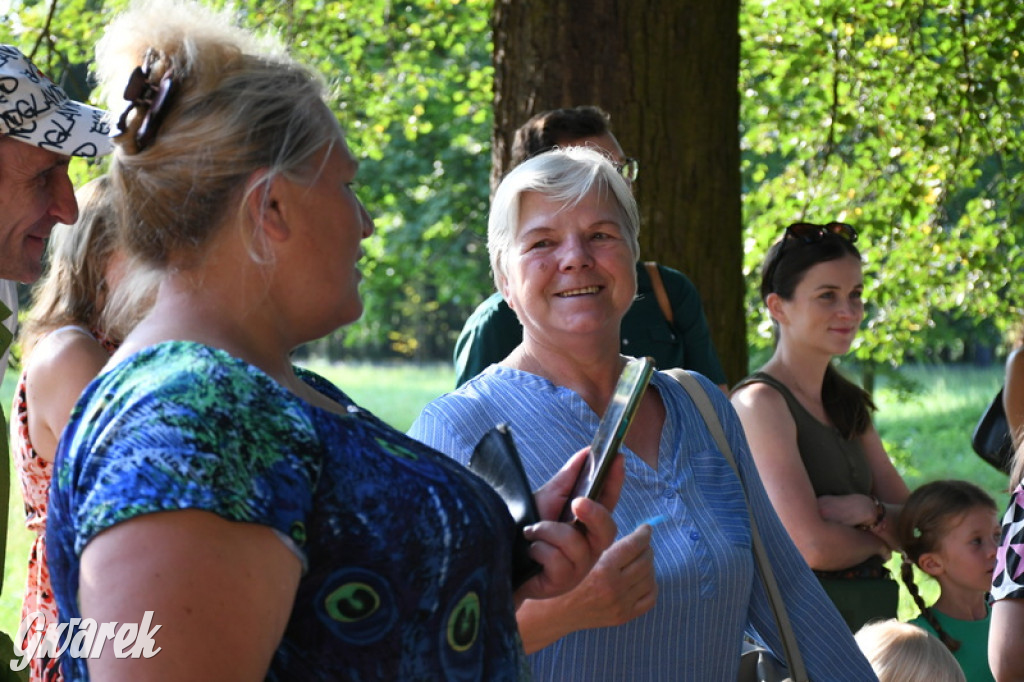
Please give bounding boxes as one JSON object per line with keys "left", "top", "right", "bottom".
{"left": 874, "top": 363, "right": 1007, "bottom": 497}
{"left": 298, "top": 359, "right": 456, "bottom": 432}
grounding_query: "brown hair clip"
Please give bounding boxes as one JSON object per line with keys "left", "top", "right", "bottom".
{"left": 116, "top": 50, "right": 177, "bottom": 153}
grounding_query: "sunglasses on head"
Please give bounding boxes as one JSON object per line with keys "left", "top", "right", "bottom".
{"left": 783, "top": 222, "right": 858, "bottom": 244}
{"left": 764, "top": 221, "right": 859, "bottom": 293}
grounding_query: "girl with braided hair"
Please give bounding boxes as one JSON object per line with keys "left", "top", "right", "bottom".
{"left": 898, "top": 479, "right": 1000, "bottom": 681}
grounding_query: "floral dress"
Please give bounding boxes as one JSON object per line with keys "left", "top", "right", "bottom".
{"left": 13, "top": 326, "right": 116, "bottom": 682}
{"left": 47, "top": 341, "right": 529, "bottom": 681}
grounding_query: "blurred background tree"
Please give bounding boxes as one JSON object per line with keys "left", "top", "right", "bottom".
{"left": 491, "top": 0, "right": 746, "bottom": 384}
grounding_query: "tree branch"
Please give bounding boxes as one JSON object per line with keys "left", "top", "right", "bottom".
{"left": 28, "top": 0, "right": 59, "bottom": 60}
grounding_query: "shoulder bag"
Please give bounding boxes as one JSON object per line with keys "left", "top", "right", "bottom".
{"left": 644, "top": 261, "right": 674, "bottom": 326}
{"left": 665, "top": 368, "right": 809, "bottom": 682}
{"left": 971, "top": 387, "right": 1014, "bottom": 473}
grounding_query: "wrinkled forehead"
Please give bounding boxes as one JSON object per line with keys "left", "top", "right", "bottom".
{"left": 0, "top": 133, "right": 72, "bottom": 174}
{"left": 515, "top": 184, "right": 625, "bottom": 233}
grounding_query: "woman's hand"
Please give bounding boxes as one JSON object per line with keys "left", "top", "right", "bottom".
{"left": 514, "top": 448, "right": 623, "bottom": 603}
{"left": 817, "top": 493, "right": 898, "bottom": 555}
{"left": 514, "top": 523, "right": 657, "bottom": 653}
{"left": 564, "top": 525, "right": 657, "bottom": 627}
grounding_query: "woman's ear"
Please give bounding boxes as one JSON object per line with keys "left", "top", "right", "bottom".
{"left": 765, "top": 292, "right": 786, "bottom": 324}
{"left": 245, "top": 171, "right": 290, "bottom": 243}
{"left": 497, "top": 271, "right": 515, "bottom": 309}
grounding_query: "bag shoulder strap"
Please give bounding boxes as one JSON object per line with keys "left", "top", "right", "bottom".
{"left": 665, "top": 368, "right": 809, "bottom": 682}
{"left": 643, "top": 261, "right": 674, "bottom": 326}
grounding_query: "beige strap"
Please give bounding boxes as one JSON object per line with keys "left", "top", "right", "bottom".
{"left": 666, "top": 368, "right": 809, "bottom": 682}
{"left": 643, "top": 261, "right": 673, "bottom": 326}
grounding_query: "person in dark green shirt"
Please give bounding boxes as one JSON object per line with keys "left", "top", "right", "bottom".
{"left": 0, "top": 44, "right": 113, "bottom": 678}
{"left": 454, "top": 106, "right": 726, "bottom": 389}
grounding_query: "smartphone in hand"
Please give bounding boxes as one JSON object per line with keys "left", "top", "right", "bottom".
{"left": 560, "top": 356, "right": 654, "bottom": 523}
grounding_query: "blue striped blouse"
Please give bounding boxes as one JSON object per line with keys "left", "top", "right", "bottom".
{"left": 409, "top": 366, "right": 878, "bottom": 681}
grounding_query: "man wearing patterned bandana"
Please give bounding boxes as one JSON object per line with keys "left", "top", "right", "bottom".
{"left": 0, "top": 44, "right": 112, "bottom": 678}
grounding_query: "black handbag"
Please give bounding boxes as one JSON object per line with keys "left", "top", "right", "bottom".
{"left": 468, "top": 424, "right": 543, "bottom": 589}
{"left": 971, "top": 387, "right": 1014, "bottom": 474}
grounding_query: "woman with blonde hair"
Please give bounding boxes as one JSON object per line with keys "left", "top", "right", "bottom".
{"left": 46, "top": 2, "right": 618, "bottom": 679}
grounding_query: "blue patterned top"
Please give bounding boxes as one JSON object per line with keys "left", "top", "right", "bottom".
{"left": 409, "top": 366, "right": 878, "bottom": 681}
{"left": 48, "top": 341, "right": 529, "bottom": 681}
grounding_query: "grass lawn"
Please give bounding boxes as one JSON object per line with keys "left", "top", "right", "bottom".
{"left": 0, "top": 360, "right": 1012, "bottom": 634}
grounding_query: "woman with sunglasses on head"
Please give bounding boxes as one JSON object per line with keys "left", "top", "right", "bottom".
{"left": 731, "top": 222, "right": 910, "bottom": 632}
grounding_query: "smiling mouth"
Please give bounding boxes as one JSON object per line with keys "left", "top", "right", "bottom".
{"left": 557, "top": 286, "right": 601, "bottom": 297}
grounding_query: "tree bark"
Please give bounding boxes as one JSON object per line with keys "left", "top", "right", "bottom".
{"left": 492, "top": 0, "right": 747, "bottom": 384}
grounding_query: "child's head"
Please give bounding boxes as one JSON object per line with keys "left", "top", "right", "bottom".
{"left": 897, "top": 479, "right": 999, "bottom": 651}
{"left": 855, "top": 620, "right": 965, "bottom": 682}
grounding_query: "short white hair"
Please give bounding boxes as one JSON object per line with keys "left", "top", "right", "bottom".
{"left": 487, "top": 146, "right": 640, "bottom": 291}
{"left": 854, "top": 620, "right": 965, "bottom": 682}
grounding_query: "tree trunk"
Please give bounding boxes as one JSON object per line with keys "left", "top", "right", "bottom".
{"left": 492, "top": 0, "right": 747, "bottom": 384}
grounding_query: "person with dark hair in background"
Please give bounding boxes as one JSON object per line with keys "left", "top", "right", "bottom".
{"left": 732, "top": 222, "right": 911, "bottom": 631}
{"left": 453, "top": 105, "right": 727, "bottom": 391}
{"left": 0, "top": 43, "right": 112, "bottom": 678}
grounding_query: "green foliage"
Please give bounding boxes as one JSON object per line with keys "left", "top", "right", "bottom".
{"left": 246, "top": 0, "right": 496, "bottom": 361}
{"left": 3, "top": 0, "right": 496, "bottom": 361}
{"left": 741, "top": 0, "right": 1024, "bottom": 365}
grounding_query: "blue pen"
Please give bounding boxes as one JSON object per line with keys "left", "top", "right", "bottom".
{"left": 639, "top": 514, "right": 668, "bottom": 528}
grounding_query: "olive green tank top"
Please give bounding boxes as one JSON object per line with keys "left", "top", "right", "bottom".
{"left": 734, "top": 371, "right": 872, "bottom": 496}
